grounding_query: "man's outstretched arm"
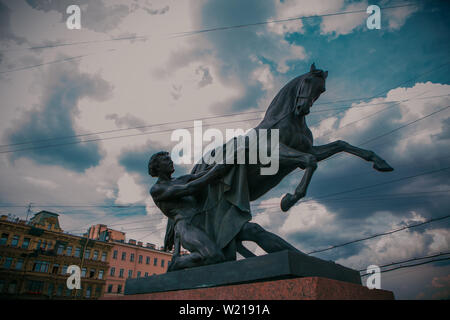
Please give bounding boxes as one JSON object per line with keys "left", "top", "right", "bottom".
{"left": 151, "top": 164, "right": 230, "bottom": 201}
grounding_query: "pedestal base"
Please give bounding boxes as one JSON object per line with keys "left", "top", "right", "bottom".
{"left": 124, "top": 250, "right": 361, "bottom": 295}
{"left": 102, "top": 277, "right": 394, "bottom": 300}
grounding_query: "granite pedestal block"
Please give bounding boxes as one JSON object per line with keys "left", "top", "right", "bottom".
{"left": 104, "top": 276, "right": 394, "bottom": 300}
{"left": 121, "top": 250, "right": 373, "bottom": 296}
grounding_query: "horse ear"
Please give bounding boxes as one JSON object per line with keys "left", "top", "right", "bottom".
{"left": 323, "top": 71, "right": 328, "bottom": 79}
{"left": 310, "top": 63, "right": 316, "bottom": 72}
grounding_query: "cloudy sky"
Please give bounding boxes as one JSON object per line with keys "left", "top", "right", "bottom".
{"left": 0, "top": 0, "right": 449, "bottom": 299}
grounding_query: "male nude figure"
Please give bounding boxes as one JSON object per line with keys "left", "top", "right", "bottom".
{"left": 148, "top": 151, "right": 230, "bottom": 271}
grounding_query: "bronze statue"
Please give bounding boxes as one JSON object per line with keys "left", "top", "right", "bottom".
{"left": 150, "top": 63, "right": 394, "bottom": 270}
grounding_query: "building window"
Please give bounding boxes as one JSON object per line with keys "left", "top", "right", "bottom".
{"left": 33, "top": 261, "right": 50, "bottom": 273}
{"left": 145, "top": 272, "right": 148, "bottom": 277}
{"left": 47, "top": 241, "right": 53, "bottom": 250}
{"left": 121, "top": 252, "right": 126, "bottom": 261}
{"left": 137, "top": 271, "right": 141, "bottom": 278}
{"left": 81, "top": 268, "right": 87, "bottom": 277}
{"left": 119, "top": 269, "right": 124, "bottom": 278}
{"left": 93, "top": 250, "right": 99, "bottom": 261}
{"left": 146, "top": 256, "right": 150, "bottom": 265}
{"left": 107, "top": 284, "right": 113, "bottom": 293}
{"left": 161, "top": 259, "right": 165, "bottom": 268}
{"left": 36, "top": 239, "right": 42, "bottom": 250}
{"left": 28, "top": 281, "right": 44, "bottom": 294}
{"left": 11, "top": 235, "right": 19, "bottom": 247}
{"left": 86, "top": 286, "right": 92, "bottom": 298}
{"left": 128, "top": 270, "right": 133, "bottom": 278}
{"left": 0, "top": 233, "right": 8, "bottom": 245}
{"left": 22, "top": 237, "right": 30, "bottom": 249}
{"left": 110, "top": 267, "right": 115, "bottom": 276}
{"left": 66, "top": 246, "right": 72, "bottom": 256}
{"left": 117, "top": 285, "right": 122, "bottom": 294}
{"left": 130, "top": 253, "right": 134, "bottom": 262}
{"left": 56, "top": 284, "right": 63, "bottom": 296}
{"left": 95, "top": 286, "right": 101, "bottom": 297}
{"left": 153, "top": 257, "right": 158, "bottom": 266}
{"left": 85, "top": 249, "right": 91, "bottom": 259}
{"left": 113, "top": 250, "right": 118, "bottom": 259}
{"left": 47, "top": 283, "right": 54, "bottom": 297}
{"left": 3, "top": 257, "right": 12, "bottom": 269}
{"left": 15, "top": 259, "right": 24, "bottom": 270}
{"left": 62, "top": 265, "right": 68, "bottom": 274}
{"left": 74, "top": 247, "right": 81, "bottom": 258}
{"left": 47, "top": 223, "right": 52, "bottom": 230}
{"left": 98, "top": 270, "right": 104, "bottom": 280}
{"left": 56, "top": 244, "right": 64, "bottom": 255}
{"left": 101, "top": 252, "right": 107, "bottom": 262}
{"left": 52, "top": 264, "right": 59, "bottom": 274}
{"left": 89, "top": 269, "right": 96, "bottom": 278}
{"left": 138, "top": 255, "right": 143, "bottom": 264}
{"left": 8, "top": 281, "right": 17, "bottom": 294}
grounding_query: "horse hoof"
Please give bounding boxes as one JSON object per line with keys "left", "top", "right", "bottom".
{"left": 373, "top": 160, "right": 394, "bottom": 172}
{"left": 281, "top": 193, "right": 295, "bottom": 212}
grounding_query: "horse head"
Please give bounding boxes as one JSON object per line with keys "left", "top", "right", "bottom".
{"left": 294, "top": 63, "right": 328, "bottom": 117}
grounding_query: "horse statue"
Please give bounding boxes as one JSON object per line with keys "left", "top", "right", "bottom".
{"left": 163, "top": 63, "right": 394, "bottom": 263}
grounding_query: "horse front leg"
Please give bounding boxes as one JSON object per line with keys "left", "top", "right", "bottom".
{"left": 277, "top": 143, "right": 318, "bottom": 212}
{"left": 311, "top": 140, "right": 394, "bottom": 172}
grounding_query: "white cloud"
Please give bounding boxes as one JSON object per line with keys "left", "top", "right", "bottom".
{"left": 115, "top": 173, "right": 146, "bottom": 205}
{"left": 23, "top": 176, "right": 59, "bottom": 190}
{"left": 280, "top": 200, "right": 336, "bottom": 234}
{"left": 251, "top": 64, "right": 274, "bottom": 91}
{"left": 336, "top": 211, "right": 450, "bottom": 271}
{"left": 314, "top": 82, "right": 450, "bottom": 160}
{"left": 267, "top": 0, "right": 417, "bottom": 37}
{"left": 321, "top": 1, "right": 368, "bottom": 36}
{"left": 267, "top": 0, "right": 345, "bottom": 35}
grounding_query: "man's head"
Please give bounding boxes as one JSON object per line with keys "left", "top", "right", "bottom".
{"left": 148, "top": 151, "right": 174, "bottom": 177}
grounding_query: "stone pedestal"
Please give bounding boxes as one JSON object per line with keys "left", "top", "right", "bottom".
{"left": 101, "top": 250, "right": 394, "bottom": 300}
{"left": 103, "top": 276, "right": 393, "bottom": 300}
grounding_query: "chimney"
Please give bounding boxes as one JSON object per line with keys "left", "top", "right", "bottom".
{"left": 146, "top": 243, "right": 155, "bottom": 249}
{"left": 129, "top": 239, "right": 136, "bottom": 245}
{"left": 137, "top": 241, "right": 143, "bottom": 247}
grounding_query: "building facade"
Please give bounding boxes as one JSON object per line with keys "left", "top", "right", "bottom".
{"left": 0, "top": 211, "right": 113, "bottom": 299}
{"left": 87, "top": 225, "right": 173, "bottom": 296}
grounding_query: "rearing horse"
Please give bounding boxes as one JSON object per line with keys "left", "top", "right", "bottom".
{"left": 194, "top": 63, "right": 394, "bottom": 212}
{"left": 175, "top": 63, "right": 395, "bottom": 261}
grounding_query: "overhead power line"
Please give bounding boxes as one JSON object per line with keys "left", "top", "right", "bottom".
{"left": 359, "top": 251, "right": 450, "bottom": 274}
{"left": 359, "top": 252, "right": 450, "bottom": 276}
{"left": 0, "top": 2, "right": 418, "bottom": 54}
{"left": 2, "top": 54, "right": 447, "bottom": 154}
{"left": 306, "top": 214, "right": 450, "bottom": 255}
{"left": 360, "top": 105, "right": 450, "bottom": 146}
{"left": 0, "top": 49, "right": 116, "bottom": 74}
{"left": 0, "top": 116, "right": 263, "bottom": 154}
{"left": 1, "top": 93, "right": 447, "bottom": 151}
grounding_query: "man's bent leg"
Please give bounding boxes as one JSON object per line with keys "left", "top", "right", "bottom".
{"left": 171, "top": 220, "right": 225, "bottom": 270}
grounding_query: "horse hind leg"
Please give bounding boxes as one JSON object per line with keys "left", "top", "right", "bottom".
{"left": 277, "top": 144, "right": 318, "bottom": 212}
